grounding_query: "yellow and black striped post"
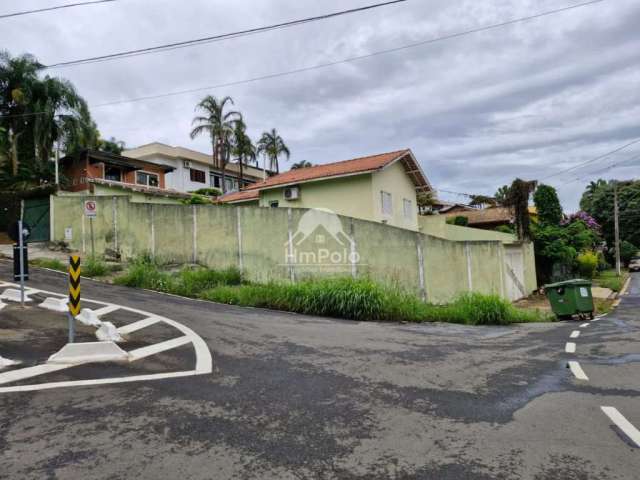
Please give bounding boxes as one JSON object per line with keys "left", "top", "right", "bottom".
{"left": 68, "top": 255, "right": 81, "bottom": 343}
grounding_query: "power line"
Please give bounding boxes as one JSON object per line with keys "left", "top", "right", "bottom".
{"left": 541, "top": 136, "right": 640, "bottom": 181}
{"left": 568, "top": 152, "right": 640, "bottom": 184}
{"left": 45, "top": 0, "right": 409, "bottom": 69}
{"left": 0, "top": 0, "right": 115, "bottom": 19}
{"left": 0, "top": 0, "right": 604, "bottom": 117}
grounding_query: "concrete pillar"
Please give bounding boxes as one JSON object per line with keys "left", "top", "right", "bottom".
{"left": 236, "top": 207, "right": 244, "bottom": 274}
{"left": 150, "top": 204, "right": 155, "bottom": 257}
{"left": 192, "top": 205, "right": 198, "bottom": 264}
{"left": 465, "top": 242, "right": 473, "bottom": 291}
{"left": 112, "top": 196, "right": 118, "bottom": 252}
{"left": 416, "top": 234, "right": 427, "bottom": 302}
{"left": 287, "top": 208, "right": 296, "bottom": 283}
{"left": 349, "top": 218, "right": 357, "bottom": 279}
{"left": 498, "top": 244, "right": 506, "bottom": 298}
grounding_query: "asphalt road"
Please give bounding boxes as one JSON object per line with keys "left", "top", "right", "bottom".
{"left": 0, "top": 260, "right": 638, "bottom": 479}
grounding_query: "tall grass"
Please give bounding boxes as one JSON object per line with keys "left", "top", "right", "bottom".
{"left": 114, "top": 256, "right": 241, "bottom": 296}
{"left": 30, "top": 258, "right": 66, "bottom": 272}
{"left": 200, "top": 279, "right": 550, "bottom": 325}
{"left": 114, "top": 257, "right": 550, "bottom": 325}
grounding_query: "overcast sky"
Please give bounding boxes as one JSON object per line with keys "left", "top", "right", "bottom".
{"left": 2, "top": 0, "right": 639, "bottom": 210}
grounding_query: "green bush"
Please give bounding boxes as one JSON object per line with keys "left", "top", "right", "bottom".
{"left": 620, "top": 241, "right": 638, "bottom": 266}
{"left": 181, "top": 194, "right": 211, "bottom": 205}
{"left": 191, "top": 187, "right": 222, "bottom": 197}
{"left": 576, "top": 251, "right": 598, "bottom": 279}
{"left": 446, "top": 216, "right": 469, "bottom": 227}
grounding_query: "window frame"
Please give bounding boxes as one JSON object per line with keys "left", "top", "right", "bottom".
{"left": 104, "top": 165, "right": 122, "bottom": 182}
{"left": 380, "top": 191, "right": 393, "bottom": 216}
{"left": 190, "top": 168, "right": 206, "bottom": 184}
{"left": 136, "top": 171, "right": 160, "bottom": 188}
{"left": 403, "top": 198, "right": 413, "bottom": 219}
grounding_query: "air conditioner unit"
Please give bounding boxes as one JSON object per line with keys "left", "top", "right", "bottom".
{"left": 183, "top": 160, "right": 191, "bottom": 168}
{"left": 284, "top": 186, "right": 300, "bottom": 200}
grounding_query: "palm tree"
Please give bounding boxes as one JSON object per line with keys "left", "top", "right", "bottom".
{"left": 190, "top": 95, "right": 240, "bottom": 193}
{"left": 291, "top": 160, "right": 312, "bottom": 170}
{"left": 231, "top": 119, "right": 256, "bottom": 190}
{"left": 257, "top": 128, "right": 290, "bottom": 174}
{"left": 0, "top": 51, "right": 98, "bottom": 189}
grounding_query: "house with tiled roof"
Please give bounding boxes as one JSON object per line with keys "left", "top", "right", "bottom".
{"left": 219, "top": 149, "right": 432, "bottom": 231}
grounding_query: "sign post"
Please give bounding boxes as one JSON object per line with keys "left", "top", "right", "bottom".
{"left": 10, "top": 221, "right": 30, "bottom": 308}
{"left": 84, "top": 200, "right": 97, "bottom": 257}
{"left": 68, "top": 255, "right": 81, "bottom": 343}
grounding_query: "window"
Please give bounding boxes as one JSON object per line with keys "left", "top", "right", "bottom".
{"left": 190, "top": 168, "right": 206, "bottom": 183}
{"left": 403, "top": 199, "right": 413, "bottom": 219}
{"left": 136, "top": 171, "right": 159, "bottom": 187}
{"left": 225, "top": 177, "right": 239, "bottom": 192}
{"left": 269, "top": 201, "right": 279, "bottom": 208}
{"left": 210, "top": 174, "right": 221, "bottom": 188}
{"left": 381, "top": 191, "right": 392, "bottom": 215}
{"left": 104, "top": 166, "right": 122, "bottom": 182}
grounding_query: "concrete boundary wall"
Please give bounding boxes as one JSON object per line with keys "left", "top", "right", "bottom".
{"left": 50, "top": 196, "right": 536, "bottom": 303}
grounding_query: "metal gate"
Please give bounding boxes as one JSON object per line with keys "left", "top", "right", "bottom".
{"left": 504, "top": 246, "right": 526, "bottom": 301}
{"left": 23, "top": 197, "right": 50, "bottom": 242}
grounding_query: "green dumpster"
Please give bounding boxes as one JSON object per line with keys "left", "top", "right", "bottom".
{"left": 544, "top": 279, "right": 595, "bottom": 320}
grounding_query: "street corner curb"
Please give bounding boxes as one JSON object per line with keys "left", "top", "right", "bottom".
{"left": 48, "top": 341, "right": 129, "bottom": 365}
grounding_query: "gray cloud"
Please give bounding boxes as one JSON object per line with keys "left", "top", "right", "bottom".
{"left": 1, "top": 0, "right": 639, "bottom": 210}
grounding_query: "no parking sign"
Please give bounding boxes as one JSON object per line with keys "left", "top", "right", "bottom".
{"left": 84, "top": 200, "right": 97, "bottom": 218}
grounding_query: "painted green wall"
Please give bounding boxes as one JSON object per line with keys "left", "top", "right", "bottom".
{"left": 51, "top": 196, "right": 537, "bottom": 304}
{"left": 259, "top": 173, "right": 374, "bottom": 221}
{"left": 370, "top": 161, "right": 419, "bottom": 231}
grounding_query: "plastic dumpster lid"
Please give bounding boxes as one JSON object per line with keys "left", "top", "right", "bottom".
{"left": 544, "top": 279, "right": 592, "bottom": 289}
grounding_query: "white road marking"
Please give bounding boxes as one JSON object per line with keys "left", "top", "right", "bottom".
{"left": 92, "top": 305, "right": 121, "bottom": 317}
{"left": 601, "top": 406, "right": 640, "bottom": 447}
{"left": 565, "top": 342, "right": 576, "bottom": 353}
{"left": 580, "top": 323, "right": 590, "bottom": 328}
{"left": 0, "top": 370, "right": 201, "bottom": 393}
{"left": 117, "top": 316, "right": 162, "bottom": 335}
{"left": 128, "top": 336, "right": 191, "bottom": 362}
{"left": 0, "top": 281, "right": 213, "bottom": 393}
{"left": 568, "top": 361, "right": 589, "bottom": 381}
{"left": 570, "top": 331, "right": 581, "bottom": 339}
{"left": 0, "top": 363, "right": 71, "bottom": 386}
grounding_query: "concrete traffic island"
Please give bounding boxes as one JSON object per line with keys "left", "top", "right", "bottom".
{"left": 48, "top": 341, "right": 129, "bottom": 364}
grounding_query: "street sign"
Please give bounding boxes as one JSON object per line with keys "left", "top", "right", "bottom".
{"left": 68, "top": 256, "right": 81, "bottom": 317}
{"left": 84, "top": 200, "right": 97, "bottom": 218}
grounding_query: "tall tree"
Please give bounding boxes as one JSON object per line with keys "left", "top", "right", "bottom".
{"left": 190, "top": 95, "right": 240, "bottom": 193}
{"left": 533, "top": 184, "right": 563, "bottom": 226}
{"left": 231, "top": 119, "right": 256, "bottom": 190}
{"left": 257, "top": 128, "right": 289, "bottom": 174}
{"left": 0, "top": 51, "right": 99, "bottom": 189}
{"left": 504, "top": 178, "right": 537, "bottom": 240}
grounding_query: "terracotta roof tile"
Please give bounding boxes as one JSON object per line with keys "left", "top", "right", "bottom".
{"left": 245, "top": 149, "right": 415, "bottom": 191}
{"left": 218, "top": 189, "right": 260, "bottom": 203}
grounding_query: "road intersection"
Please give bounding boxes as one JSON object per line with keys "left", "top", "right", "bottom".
{"left": 0, "top": 261, "right": 637, "bottom": 479}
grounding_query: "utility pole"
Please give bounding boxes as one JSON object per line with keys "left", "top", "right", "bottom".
{"left": 55, "top": 141, "right": 60, "bottom": 185}
{"left": 614, "top": 181, "right": 621, "bottom": 276}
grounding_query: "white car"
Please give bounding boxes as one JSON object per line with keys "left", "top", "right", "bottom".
{"left": 630, "top": 256, "right": 640, "bottom": 273}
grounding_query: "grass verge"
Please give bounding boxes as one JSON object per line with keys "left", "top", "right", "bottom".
{"left": 593, "top": 269, "right": 629, "bottom": 292}
{"left": 113, "top": 258, "right": 551, "bottom": 325}
{"left": 200, "top": 279, "right": 551, "bottom": 325}
{"left": 31, "top": 256, "right": 120, "bottom": 278}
